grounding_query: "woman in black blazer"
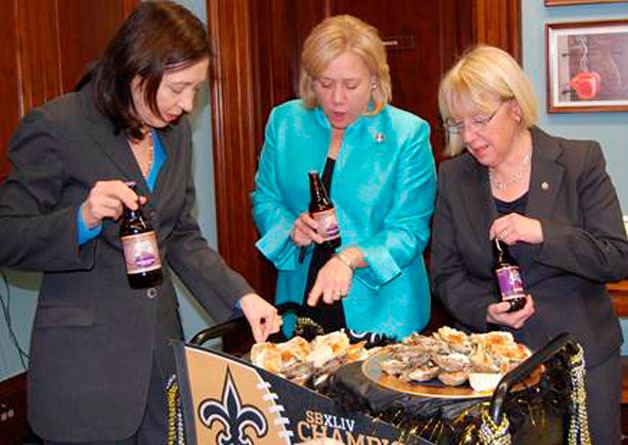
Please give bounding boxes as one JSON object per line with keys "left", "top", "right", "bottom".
{"left": 0, "top": 2, "right": 280, "bottom": 443}
{"left": 431, "top": 45, "right": 627, "bottom": 444}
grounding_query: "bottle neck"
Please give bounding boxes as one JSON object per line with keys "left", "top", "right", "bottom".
{"left": 308, "top": 173, "right": 331, "bottom": 208}
{"left": 123, "top": 206, "right": 140, "bottom": 220}
{"left": 310, "top": 186, "right": 328, "bottom": 204}
{"left": 494, "top": 239, "right": 508, "bottom": 266}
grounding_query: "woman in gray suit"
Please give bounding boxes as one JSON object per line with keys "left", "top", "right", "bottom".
{"left": 0, "top": 2, "right": 280, "bottom": 443}
{"left": 431, "top": 45, "right": 627, "bottom": 444}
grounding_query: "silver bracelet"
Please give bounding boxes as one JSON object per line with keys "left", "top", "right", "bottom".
{"left": 334, "top": 252, "right": 355, "bottom": 271}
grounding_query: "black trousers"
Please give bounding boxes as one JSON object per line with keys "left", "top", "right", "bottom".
{"left": 586, "top": 348, "right": 621, "bottom": 445}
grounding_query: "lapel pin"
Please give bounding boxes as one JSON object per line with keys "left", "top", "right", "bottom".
{"left": 541, "top": 181, "right": 550, "bottom": 191}
{"left": 374, "top": 132, "right": 385, "bottom": 143}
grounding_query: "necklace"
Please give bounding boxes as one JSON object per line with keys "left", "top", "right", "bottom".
{"left": 489, "top": 152, "right": 531, "bottom": 191}
{"left": 129, "top": 132, "right": 154, "bottom": 178}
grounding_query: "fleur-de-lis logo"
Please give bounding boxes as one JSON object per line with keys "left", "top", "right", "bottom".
{"left": 199, "top": 367, "right": 268, "bottom": 444}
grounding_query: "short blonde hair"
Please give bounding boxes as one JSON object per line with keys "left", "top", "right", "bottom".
{"left": 438, "top": 45, "right": 538, "bottom": 155}
{"left": 299, "top": 15, "right": 391, "bottom": 114}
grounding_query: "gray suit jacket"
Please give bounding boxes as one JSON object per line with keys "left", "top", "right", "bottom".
{"left": 0, "top": 85, "right": 253, "bottom": 440}
{"left": 431, "top": 126, "right": 627, "bottom": 367}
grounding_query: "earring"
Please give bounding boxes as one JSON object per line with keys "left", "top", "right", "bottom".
{"left": 371, "top": 83, "right": 377, "bottom": 90}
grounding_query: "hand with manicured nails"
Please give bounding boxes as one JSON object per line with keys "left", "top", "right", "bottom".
{"left": 307, "top": 255, "right": 353, "bottom": 306}
{"left": 239, "top": 293, "right": 282, "bottom": 342}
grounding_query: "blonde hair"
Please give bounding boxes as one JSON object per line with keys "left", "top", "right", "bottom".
{"left": 438, "top": 45, "right": 538, "bottom": 155}
{"left": 299, "top": 15, "right": 391, "bottom": 114}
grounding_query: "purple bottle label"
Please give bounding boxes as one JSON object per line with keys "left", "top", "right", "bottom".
{"left": 121, "top": 231, "right": 162, "bottom": 274}
{"left": 312, "top": 208, "right": 340, "bottom": 241}
{"left": 496, "top": 265, "right": 525, "bottom": 300}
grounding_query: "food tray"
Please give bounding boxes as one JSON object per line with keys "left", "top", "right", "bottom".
{"left": 362, "top": 350, "right": 543, "bottom": 399}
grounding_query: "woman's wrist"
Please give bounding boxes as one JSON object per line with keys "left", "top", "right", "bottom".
{"left": 334, "top": 251, "right": 355, "bottom": 271}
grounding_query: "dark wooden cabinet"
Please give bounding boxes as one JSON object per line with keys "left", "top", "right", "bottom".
{"left": 0, "top": 374, "right": 27, "bottom": 445}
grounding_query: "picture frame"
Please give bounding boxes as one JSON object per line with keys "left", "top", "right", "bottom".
{"left": 546, "top": 19, "right": 628, "bottom": 112}
{"left": 545, "top": 0, "right": 628, "bottom": 6}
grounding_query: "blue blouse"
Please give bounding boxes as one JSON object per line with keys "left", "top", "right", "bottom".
{"left": 77, "top": 130, "right": 167, "bottom": 244}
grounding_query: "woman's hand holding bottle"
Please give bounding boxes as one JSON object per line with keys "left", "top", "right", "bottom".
{"left": 82, "top": 180, "right": 147, "bottom": 229}
{"left": 291, "top": 212, "right": 324, "bottom": 247}
{"left": 489, "top": 213, "right": 543, "bottom": 245}
{"left": 486, "top": 295, "right": 535, "bottom": 329}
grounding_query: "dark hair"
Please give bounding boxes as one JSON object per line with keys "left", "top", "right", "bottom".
{"left": 78, "top": 1, "right": 209, "bottom": 138}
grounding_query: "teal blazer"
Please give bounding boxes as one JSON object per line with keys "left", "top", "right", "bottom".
{"left": 252, "top": 100, "right": 436, "bottom": 338}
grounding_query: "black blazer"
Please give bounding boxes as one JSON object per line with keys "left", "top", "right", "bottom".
{"left": 0, "top": 85, "right": 253, "bottom": 440}
{"left": 431, "top": 126, "right": 627, "bottom": 368}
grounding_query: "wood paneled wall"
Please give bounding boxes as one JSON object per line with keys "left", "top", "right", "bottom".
{"left": 474, "top": 0, "right": 522, "bottom": 61}
{"left": 0, "top": 0, "right": 137, "bottom": 182}
{"left": 207, "top": 0, "right": 278, "bottom": 302}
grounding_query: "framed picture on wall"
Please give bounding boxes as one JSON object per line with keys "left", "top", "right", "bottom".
{"left": 545, "top": 0, "right": 628, "bottom": 6}
{"left": 546, "top": 19, "right": 628, "bottom": 112}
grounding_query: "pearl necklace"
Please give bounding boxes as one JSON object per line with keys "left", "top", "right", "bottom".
{"left": 489, "top": 152, "right": 531, "bottom": 191}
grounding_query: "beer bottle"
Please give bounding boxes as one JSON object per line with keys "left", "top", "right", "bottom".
{"left": 308, "top": 170, "right": 341, "bottom": 250}
{"left": 493, "top": 239, "right": 526, "bottom": 312}
{"left": 120, "top": 182, "right": 163, "bottom": 288}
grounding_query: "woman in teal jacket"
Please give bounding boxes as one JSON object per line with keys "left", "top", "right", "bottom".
{"left": 252, "top": 15, "right": 436, "bottom": 339}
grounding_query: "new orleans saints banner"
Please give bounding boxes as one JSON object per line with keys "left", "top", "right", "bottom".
{"left": 173, "top": 342, "right": 428, "bottom": 445}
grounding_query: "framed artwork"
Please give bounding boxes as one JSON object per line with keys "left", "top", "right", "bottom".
{"left": 545, "top": 0, "right": 628, "bottom": 6}
{"left": 546, "top": 20, "right": 628, "bottom": 112}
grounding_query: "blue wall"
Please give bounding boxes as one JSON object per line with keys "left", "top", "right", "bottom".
{"left": 521, "top": 1, "right": 628, "bottom": 353}
{"left": 522, "top": 1, "right": 628, "bottom": 211}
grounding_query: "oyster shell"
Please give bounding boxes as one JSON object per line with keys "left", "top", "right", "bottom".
{"left": 392, "top": 345, "right": 431, "bottom": 368}
{"left": 381, "top": 359, "right": 406, "bottom": 376}
{"left": 431, "top": 352, "right": 471, "bottom": 372}
{"left": 438, "top": 370, "right": 469, "bottom": 386}
{"left": 281, "top": 361, "right": 314, "bottom": 386}
{"left": 403, "top": 333, "right": 450, "bottom": 353}
{"left": 469, "top": 344, "right": 500, "bottom": 373}
{"left": 435, "top": 326, "right": 473, "bottom": 354}
{"left": 404, "top": 365, "right": 440, "bottom": 382}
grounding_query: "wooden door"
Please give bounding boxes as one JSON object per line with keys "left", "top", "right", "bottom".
{"left": 327, "top": 0, "right": 473, "bottom": 162}
{"left": 0, "top": 0, "right": 137, "bottom": 182}
{"left": 207, "top": 0, "right": 521, "bottom": 313}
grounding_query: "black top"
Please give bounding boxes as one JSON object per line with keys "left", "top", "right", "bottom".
{"left": 494, "top": 192, "right": 528, "bottom": 261}
{"left": 302, "top": 157, "right": 347, "bottom": 332}
{"left": 494, "top": 192, "right": 528, "bottom": 216}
